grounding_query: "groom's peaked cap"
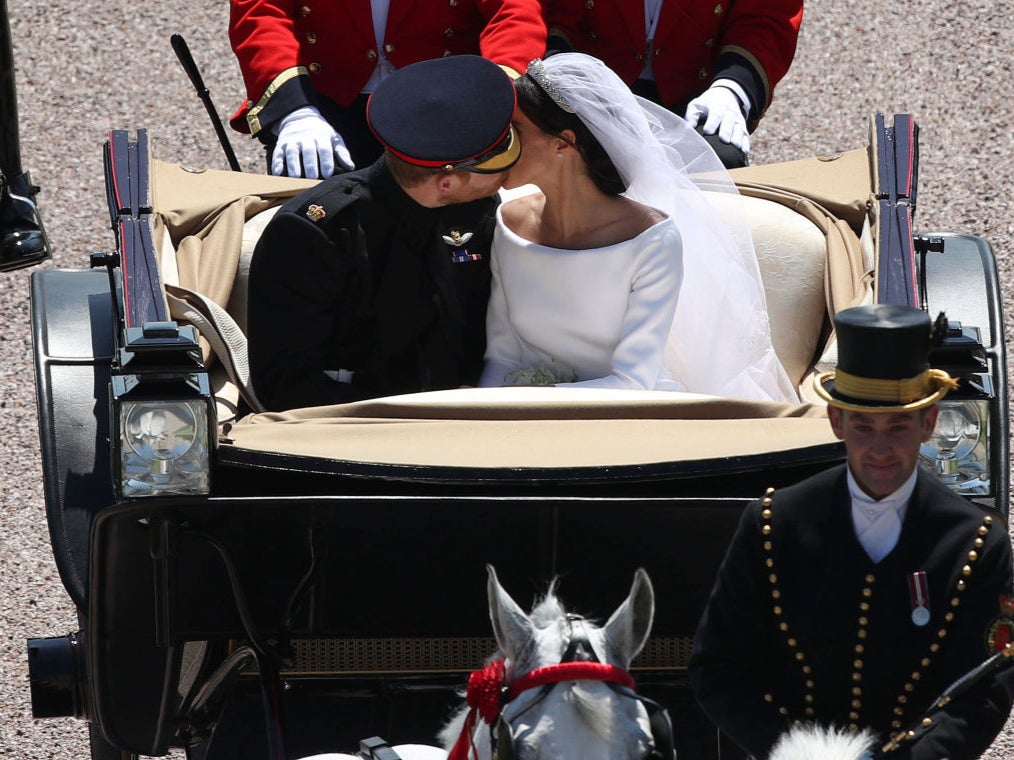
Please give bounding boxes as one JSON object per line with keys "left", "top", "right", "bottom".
{"left": 366, "top": 55, "right": 520, "bottom": 173}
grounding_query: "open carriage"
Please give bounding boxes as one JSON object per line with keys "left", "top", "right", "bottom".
{"left": 21, "top": 114, "right": 1008, "bottom": 759}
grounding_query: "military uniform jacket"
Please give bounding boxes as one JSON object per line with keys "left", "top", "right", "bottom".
{"left": 229, "top": 0, "right": 547, "bottom": 134}
{"left": 247, "top": 158, "right": 494, "bottom": 411}
{"left": 545, "top": 0, "right": 802, "bottom": 121}
{"left": 689, "top": 465, "right": 1013, "bottom": 760}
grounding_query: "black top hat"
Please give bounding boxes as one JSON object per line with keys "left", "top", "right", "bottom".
{"left": 366, "top": 55, "right": 520, "bottom": 174}
{"left": 814, "top": 304, "right": 957, "bottom": 411}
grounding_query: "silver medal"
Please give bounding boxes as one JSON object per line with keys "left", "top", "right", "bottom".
{"left": 912, "top": 606, "right": 930, "bottom": 627}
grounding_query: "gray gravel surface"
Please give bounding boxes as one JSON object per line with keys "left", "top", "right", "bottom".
{"left": 1, "top": 0, "right": 1012, "bottom": 757}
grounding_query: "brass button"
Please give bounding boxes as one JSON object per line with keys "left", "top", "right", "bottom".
{"left": 384, "top": 43, "right": 394, "bottom": 53}
{"left": 698, "top": 67, "right": 709, "bottom": 79}
{"left": 306, "top": 32, "right": 317, "bottom": 44}
{"left": 714, "top": 3, "right": 723, "bottom": 13}
{"left": 444, "top": 26, "right": 455, "bottom": 38}
{"left": 309, "top": 62, "right": 322, "bottom": 73}
{"left": 704, "top": 37, "right": 714, "bottom": 48}
{"left": 298, "top": 4, "right": 311, "bottom": 17}
{"left": 585, "top": 0, "right": 594, "bottom": 8}
{"left": 449, "top": 0, "right": 458, "bottom": 5}
{"left": 366, "top": 49, "right": 378, "bottom": 61}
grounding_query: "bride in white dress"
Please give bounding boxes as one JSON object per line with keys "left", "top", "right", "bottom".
{"left": 478, "top": 53, "right": 797, "bottom": 402}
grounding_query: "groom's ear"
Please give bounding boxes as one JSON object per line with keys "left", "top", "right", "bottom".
{"left": 434, "top": 172, "right": 459, "bottom": 196}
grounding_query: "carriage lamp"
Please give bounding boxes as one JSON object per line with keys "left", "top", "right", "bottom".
{"left": 118, "top": 396, "right": 212, "bottom": 497}
{"left": 111, "top": 323, "right": 215, "bottom": 498}
{"left": 919, "top": 319, "right": 995, "bottom": 497}
{"left": 920, "top": 399, "right": 990, "bottom": 495}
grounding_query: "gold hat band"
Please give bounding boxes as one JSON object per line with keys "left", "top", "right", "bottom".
{"left": 834, "top": 368, "right": 957, "bottom": 403}
{"left": 814, "top": 367, "right": 959, "bottom": 412}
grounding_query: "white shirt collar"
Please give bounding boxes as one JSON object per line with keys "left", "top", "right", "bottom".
{"left": 847, "top": 466, "right": 918, "bottom": 515}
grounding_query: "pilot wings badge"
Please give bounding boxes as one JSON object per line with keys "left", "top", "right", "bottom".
{"left": 442, "top": 229, "right": 473, "bottom": 246}
{"left": 443, "top": 228, "right": 482, "bottom": 263}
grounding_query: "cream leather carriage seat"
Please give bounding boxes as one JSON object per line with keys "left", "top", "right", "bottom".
{"left": 702, "top": 191, "right": 828, "bottom": 388}
{"left": 231, "top": 192, "right": 827, "bottom": 392}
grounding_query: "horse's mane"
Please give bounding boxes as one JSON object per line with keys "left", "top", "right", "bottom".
{"left": 527, "top": 582, "right": 568, "bottom": 628}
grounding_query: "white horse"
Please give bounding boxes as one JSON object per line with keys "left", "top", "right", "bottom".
{"left": 298, "top": 565, "right": 666, "bottom": 760}
{"left": 768, "top": 724, "right": 878, "bottom": 760}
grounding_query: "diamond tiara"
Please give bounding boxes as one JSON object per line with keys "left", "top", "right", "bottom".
{"left": 525, "top": 59, "right": 576, "bottom": 113}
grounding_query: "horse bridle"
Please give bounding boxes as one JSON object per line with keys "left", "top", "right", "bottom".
{"left": 450, "top": 615, "right": 676, "bottom": 760}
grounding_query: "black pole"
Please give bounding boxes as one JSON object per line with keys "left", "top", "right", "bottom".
{"left": 0, "top": 0, "right": 22, "bottom": 177}
{"left": 0, "top": 0, "right": 50, "bottom": 270}
{"left": 170, "top": 33, "right": 243, "bottom": 172}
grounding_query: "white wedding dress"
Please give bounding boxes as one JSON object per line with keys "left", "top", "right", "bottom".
{"left": 477, "top": 53, "right": 798, "bottom": 402}
{"left": 479, "top": 203, "right": 685, "bottom": 391}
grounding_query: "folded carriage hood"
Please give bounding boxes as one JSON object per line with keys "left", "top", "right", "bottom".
{"left": 220, "top": 387, "right": 841, "bottom": 480}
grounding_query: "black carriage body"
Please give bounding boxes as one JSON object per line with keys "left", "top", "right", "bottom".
{"left": 25, "top": 116, "right": 1010, "bottom": 760}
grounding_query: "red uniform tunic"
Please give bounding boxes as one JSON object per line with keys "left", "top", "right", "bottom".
{"left": 230, "top": 0, "right": 547, "bottom": 134}
{"left": 546, "top": 0, "right": 802, "bottom": 121}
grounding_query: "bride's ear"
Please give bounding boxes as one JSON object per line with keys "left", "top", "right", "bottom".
{"left": 556, "top": 129, "right": 578, "bottom": 155}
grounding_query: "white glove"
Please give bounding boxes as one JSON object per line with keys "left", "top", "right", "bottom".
{"left": 271, "top": 106, "right": 355, "bottom": 179}
{"left": 684, "top": 83, "right": 751, "bottom": 155}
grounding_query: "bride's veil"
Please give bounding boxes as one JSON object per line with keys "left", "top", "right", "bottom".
{"left": 538, "top": 53, "right": 797, "bottom": 402}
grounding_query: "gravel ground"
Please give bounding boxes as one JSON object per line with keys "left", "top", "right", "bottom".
{"left": 1, "top": 1, "right": 1012, "bottom": 757}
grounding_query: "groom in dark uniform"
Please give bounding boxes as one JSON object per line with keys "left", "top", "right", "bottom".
{"left": 247, "top": 55, "right": 520, "bottom": 411}
{"left": 689, "top": 304, "right": 1014, "bottom": 759}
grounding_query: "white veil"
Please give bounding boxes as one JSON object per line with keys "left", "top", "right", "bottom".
{"left": 534, "top": 53, "right": 797, "bottom": 402}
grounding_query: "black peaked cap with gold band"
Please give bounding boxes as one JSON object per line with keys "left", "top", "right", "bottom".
{"left": 814, "top": 304, "right": 959, "bottom": 412}
{"left": 366, "top": 55, "right": 520, "bottom": 174}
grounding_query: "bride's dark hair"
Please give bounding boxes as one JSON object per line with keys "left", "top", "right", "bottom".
{"left": 515, "top": 73, "right": 626, "bottom": 195}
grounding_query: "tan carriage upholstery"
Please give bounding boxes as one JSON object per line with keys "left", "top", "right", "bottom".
{"left": 149, "top": 147, "right": 872, "bottom": 422}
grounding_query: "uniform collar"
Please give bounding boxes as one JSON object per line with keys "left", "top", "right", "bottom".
{"left": 367, "top": 155, "right": 443, "bottom": 227}
{"left": 846, "top": 467, "right": 918, "bottom": 513}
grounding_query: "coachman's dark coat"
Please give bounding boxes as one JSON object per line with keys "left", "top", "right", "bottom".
{"left": 690, "top": 465, "right": 1014, "bottom": 760}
